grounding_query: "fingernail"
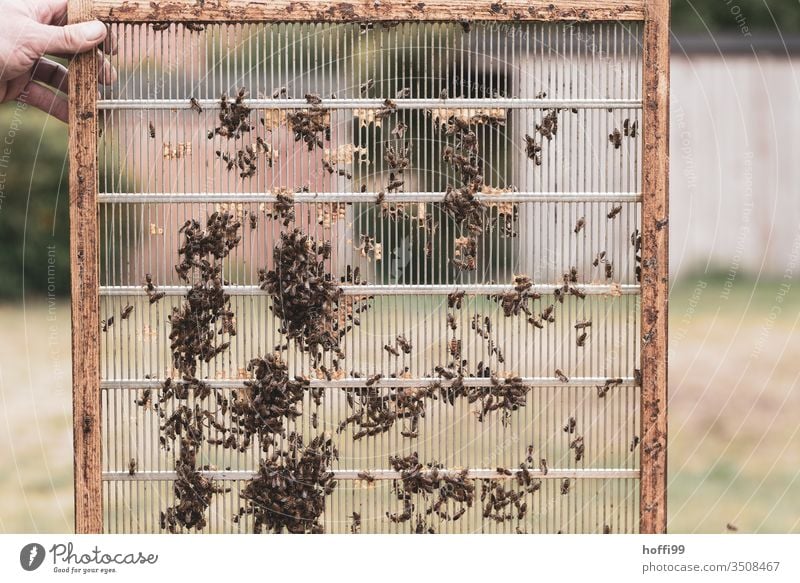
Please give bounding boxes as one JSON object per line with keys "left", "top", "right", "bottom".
{"left": 81, "top": 21, "right": 108, "bottom": 42}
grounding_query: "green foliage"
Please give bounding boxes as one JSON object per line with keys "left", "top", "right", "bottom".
{"left": 673, "top": 0, "right": 800, "bottom": 34}
{"left": 0, "top": 103, "right": 70, "bottom": 300}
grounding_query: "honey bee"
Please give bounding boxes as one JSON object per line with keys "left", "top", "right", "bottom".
{"left": 554, "top": 369, "right": 569, "bottom": 383}
{"left": 576, "top": 332, "right": 587, "bottom": 347}
{"left": 101, "top": 316, "right": 114, "bottom": 332}
{"left": 386, "top": 173, "right": 404, "bottom": 192}
{"left": 305, "top": 93, "right": 322, "bottom": 106}
{"left": 390, "top": 121, "right": 408, "bottom": 138}
{"left": 447, "top": 313, "right": 458, "bottom": 331}
{"left": 597, "top": 377, "right": 623, "bottom": 398}
{"left": 593, "top": 251, "right": 607, "bottom": 267}
{"left": 357, "top": 471, "right": 376, "bottom": 483}
{"left": 573, "top": 217, "right": 585, "bottom": 234}
{"left": 622, "top": 118, "right": 638, "bottom": 138}
{"left": 395, "top": 87, "right": 411, "bottom": 99}
{"left": 447, "top": 290, "right": 465, "bottom": 310}
{"left": 189, "top": 97, "right": 203, "bottom": 114}
{"left": 128, "top": 458, "right": 137, "bottom": 476}
{"left": 360, "top": 79, "right": 375, "bottom": 95}
{"left": 574, "top": 319, "right": 592, "bottom": 329}
{"left": 366, "top": 373, "right": 383, "bottom": 386}
{"left": 134, "top": 388, "right": 152, "bottom": 408}
{"left": 524, "top": 134, "right": 542, "bottom": 165}
{"left": 539, "top": 458, "right": 548, "bottom": 475}
{"left": 351, "top": 511, "right": 361, "bottom": 534}
{"left": 384, "top": 344, "right": 400, "bottom": 357}
{"left": 148, "top": 291, "right": 166, "bottom": 304}
{"left": 439, "top": 88, "right": 449, "bottom": 99}
{"left": 148, "top": 122, "right": 156, "bottom": 138}
{"left": 569, "top": 287, "right": 586, "bottom": 300}
{"left": 395, "top": 334, "right": 412, "bottom": 354}
{"left": 272, "top": 87, "right": 287, "bottom": 98}
{"left": 607, "top": 204, "right": 623, "bottom": 219}
{"left": 609, "top": 128, "right": 622, "bottom": 149}
{"left": 569, "top": 436, "right": 585, "bottom": 462}
{"left": 563, "top": 416, "right": 576, "bottom": 433}
{"left": 560, "top": 478, "right": 571, "bottom": 495}
{"left": 567, "top": 266, "right": 578, "bottom": 283}
{"left": 121, "top": 304, "right": 134, "bottom": 320}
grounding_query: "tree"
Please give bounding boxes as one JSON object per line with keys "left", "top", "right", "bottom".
{"left": 0, "top": 103, "right": 70, "bottom": 299}
{"left": 673, "top": 0, "right": 800, "bottom": 34}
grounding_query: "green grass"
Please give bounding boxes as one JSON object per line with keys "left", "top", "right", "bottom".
{"left": 667, "top": 275, "right": 800, "bottom": 533}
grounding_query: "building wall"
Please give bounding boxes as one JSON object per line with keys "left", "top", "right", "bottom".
{"left": 670, "top": 53, "right": 800, "bottom": 280}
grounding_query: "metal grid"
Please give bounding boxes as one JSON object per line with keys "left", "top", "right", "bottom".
{"left": 81, "top": 15, "right": 651, "bottom": 534}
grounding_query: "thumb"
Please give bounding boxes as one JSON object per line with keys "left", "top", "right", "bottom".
{"left": 37, "top": 20, "right": 108, "bottom": 55}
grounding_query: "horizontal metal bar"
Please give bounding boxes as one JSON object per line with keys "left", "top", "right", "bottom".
{"left": 98, "top": 192, "right": 642, "bottom": 204}
{"left": 97, "top": 98, "right": 642, "bottom": 111}
{"left": 104, "top": 468, "right": 640, "bottom": 482}
{"left": 92, "top": 0, "right": 646, "bottom": 23}
{"left": 100, "top": 283, "right": 639, "bottom": 297}
{"left": 101, "top": 377, "right": 636, "bottom": 390}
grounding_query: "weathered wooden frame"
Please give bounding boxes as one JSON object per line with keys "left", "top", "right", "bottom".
{"left": 69, "top": 0, "right": 668, "bottom": 534}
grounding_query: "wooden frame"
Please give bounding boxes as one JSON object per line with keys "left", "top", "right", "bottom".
{"left": 640, "top": 0, "right": 670, "bottom": 534}
{"left": 69, "top": 0, "right": 668, "bottom": 534}
{"left": 69, "top": 0, "right": 102, "bottom": 534}
{"left": 91, "top": 0, "right": 645, "bottom": 22}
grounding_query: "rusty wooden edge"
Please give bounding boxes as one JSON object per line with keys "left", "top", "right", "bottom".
{"left": 69, "top": 0, "right": 103, "bottom": 534}
{"left": 639, "top": 0, "right": 669, "bottom": 535}
{"left": 91, "top": 0, "right": 645, "bottom": 22}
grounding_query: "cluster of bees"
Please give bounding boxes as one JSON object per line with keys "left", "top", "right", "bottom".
{"left": 441, "top": 113, "right": 499, "bottom": 272}
{"left": 124, "top": 71, "right": 646, "bottom": 532}
{"left": 609, "top": 118, "right": 639, "bottom": 149}
{"left": 234, "top": 433, "right": 338, "bottom": 534}
{"left": 160, "top": 428, "right": 229, "bottom": 533}
{"left": 143, "top": 212, "right": 244, "bottom": 530}
{"left": 226, "top": 355, "right": 312, "bottom": 450}
{"left": 385, "top": 453, "right": 475, "bottom": 529}
{"left": 524, "top": 92, "right": 578, "bottom": 166}
{"left": 287, "top": 94, "right": 332, "bottom": 151}
{"left": 264, "top": 189, "right": 297, "bottom": 226}
{"left": 258, "top": 228, "right": 372, "bottom": 367}
{"left": 168, "top": 213, "right": 241, "bottom": 378}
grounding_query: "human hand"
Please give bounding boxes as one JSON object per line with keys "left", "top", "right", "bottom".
{"left": 0, "top": 0, "right": 114, "bottom": 122}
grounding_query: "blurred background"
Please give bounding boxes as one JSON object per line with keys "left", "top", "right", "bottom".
{"left": 1, "top": 0, "right": 799, "bottom": 533}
